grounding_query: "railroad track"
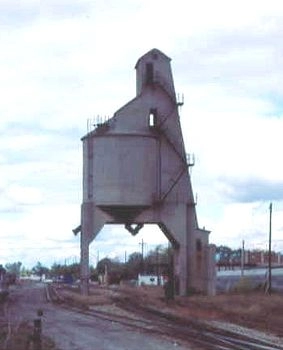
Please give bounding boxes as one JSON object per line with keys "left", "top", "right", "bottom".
{"left": 119, "top": 302, "right": 283, "bottom": 350}
{"left": 45, "top": 284, "right": 283, "bottom": 350}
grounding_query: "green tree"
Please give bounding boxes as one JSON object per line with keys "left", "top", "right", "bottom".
{"left": 96, "top": 258, "right": 125, "bottom": 284}
{"left": 126, "top": 252, "right": 143, "bottom": 277}
{"left": 50, "top": 263, "right": 80, "bottom": 282}
{"left": 144, "top": 245, "right": 170, "bottom": 275}
{"left": 20, "top": 266, "right": 31, "bottom": 277}
{"left": 216, "top": 246, "right": 232, "bottom": 264}
{"left": 96, "top": 258, "right": 113, "bottom": 274}
{"left": 32, "top": 262, "right": 49, "bottom": 278}
{"left": 5, "top": 261, "right": 22, "bottom": 277}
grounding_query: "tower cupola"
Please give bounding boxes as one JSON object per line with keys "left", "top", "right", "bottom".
{"left": 135, "top": 48, "right": 176, "bottom": 100}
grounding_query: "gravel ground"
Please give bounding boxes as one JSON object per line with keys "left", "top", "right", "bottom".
{"left": 2, "top": 280, "right": 283, "bottom": 350}
{"left": 206, "top": 320, "right": 283, "bottom": 347}
{"left": 1, "top": 281, "right": 196, "bottom": 350}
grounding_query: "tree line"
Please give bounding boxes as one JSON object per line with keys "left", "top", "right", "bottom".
{"left": 2, "top": 245, "right": 172, "bottom": 284}
{"left": 3, "top": 244, "right": 280, "bottom": 284}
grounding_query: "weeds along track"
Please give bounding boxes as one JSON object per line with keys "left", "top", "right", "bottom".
{"left": 45, "top": 284, "right": 283, "bottom": 350}
{"left": 118, "top": 301, "right": 283, "bottom": 350}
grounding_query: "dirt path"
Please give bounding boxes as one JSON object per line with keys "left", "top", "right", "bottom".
{"left": 1, "top": 281, "right": 195, "bottom": 350}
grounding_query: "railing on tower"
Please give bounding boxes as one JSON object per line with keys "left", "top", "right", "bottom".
{"left": 86, "top": 115, "right": 111, "bottom": 133}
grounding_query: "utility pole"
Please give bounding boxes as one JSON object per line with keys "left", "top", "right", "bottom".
{"left": 156, "top": 246, "right": 160, "bottom": 285}
{"left": 241, "top": 240, "right": 245, "bottom": 277}
{"left": 268, "top": 202, "right": 273, "bottom": 294}
{"left": 140, "top": 238, "right": 144, "bottom": 258}
{"left": 139, "top": 239, "right": 145, "bottom": 273}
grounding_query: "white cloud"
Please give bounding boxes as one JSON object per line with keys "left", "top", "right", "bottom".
{"left": 6, "top": 185, "right": 43, "bottom": 205}
{"left": 209, "top": 201, "right": 283, "bottom": 252}
{"left": 1, "top": 0, "right": 283, "bottom": 269}
{"left": 90, "top": 224, "right": 168, "bottom": 264}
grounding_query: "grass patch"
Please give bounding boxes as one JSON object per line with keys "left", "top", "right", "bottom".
{"left": 0, "top": 321, "right": 58, "bottom": 350}
{"left": 58, "top": 288, "right": 114, "bottom": 308}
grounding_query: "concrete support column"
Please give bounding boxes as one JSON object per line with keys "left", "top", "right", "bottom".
{"left": 80, "top": 202, "right": 93, "bottom": 295}
{"left": 186, "top": 205, "right": 197, "bottom": 294}
{"left": 80, "top": 203, "right": 106, "bottom": 295}
{"left": 80, "top": 232, "right": 90, "bottom": 295}
{"left": 174, "top": 245, "right": 188, "bottom": 296}
{"left": 206, "top": 244, "right": 216, "bottom": 296}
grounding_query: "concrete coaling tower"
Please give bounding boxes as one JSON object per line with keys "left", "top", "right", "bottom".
{"left": 77, "top": 48, "right": 216, "bottom": 296}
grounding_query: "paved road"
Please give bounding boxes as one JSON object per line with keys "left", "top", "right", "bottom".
{"left": 5, "top": 281, "right": 194, "bottom": 350}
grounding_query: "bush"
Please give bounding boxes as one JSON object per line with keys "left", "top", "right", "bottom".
{"left": 233, "top": 276, "right": 254, "bottom": 293}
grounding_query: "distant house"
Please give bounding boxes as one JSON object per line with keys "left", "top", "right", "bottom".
{"left": 137, "top": 274, "right": 165, "bottom": 286}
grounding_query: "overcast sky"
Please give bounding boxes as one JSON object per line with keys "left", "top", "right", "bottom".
{"left": 1, "top": 0, "right": 283, "bottom": 269}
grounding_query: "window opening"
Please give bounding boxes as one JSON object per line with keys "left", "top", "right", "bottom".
{"left": 196, "top": 239, "right": 202, "bottom": 252}
{"left": 149, "top": 108, "right": 157, "bottom": 127}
